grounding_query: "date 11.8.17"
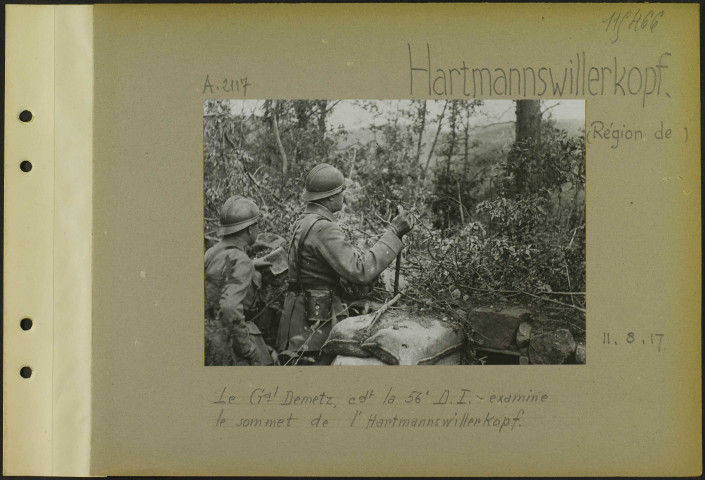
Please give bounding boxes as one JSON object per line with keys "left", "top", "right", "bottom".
{"left": 602, "top": 332, "right": 664, "bottom": 352}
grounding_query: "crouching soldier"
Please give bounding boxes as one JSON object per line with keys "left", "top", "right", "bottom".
{"left": 205, "top": 195, "right": 274, "bottom": 366}
{"left": 276, "top": 163, "right": 415, "bottom": 365}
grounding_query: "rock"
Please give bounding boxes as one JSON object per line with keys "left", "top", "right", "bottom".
{"left": 331, "top": 355, "right": 387, "bottom": 366}
{"left": 575, "top": 342, "right": 586, "bottom": 364}
{"left": 516, "top": 322, "right": 532, "bottom": 347}
{"left": 529, "top": 328, "right": 576, "bottom": 365}
{"left": 451, "top": 289, "right": 461, "bottom": 299}
{"left": 381, "top": 269, "right": 409, "bottom": 293}
{"left": 462, "top": 294, "right": 470, "bottom": 302}
{"left": 467, "top": 306, "right": 531, "bottom": 349}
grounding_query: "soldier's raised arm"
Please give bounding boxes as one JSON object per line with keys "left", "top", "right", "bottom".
{"left": 277, "top": 163, "right": 416, "bottom": 360}
{"left": 310, "top": 206, "right": 415, "bottom": 284}
{"left": 310, "top": 222, "right": 401, "bottom": 284}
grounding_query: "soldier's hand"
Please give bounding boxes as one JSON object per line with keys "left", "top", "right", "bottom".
{"left": 253, "top": 257, "right": 273, "bottom": 270}
{"left": 390, "top": 209, "right": 415, "bottom": 238}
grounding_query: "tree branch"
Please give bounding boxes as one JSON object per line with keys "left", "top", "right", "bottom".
{"left": 271, "top": 100, "right": 289, "bottom": 176}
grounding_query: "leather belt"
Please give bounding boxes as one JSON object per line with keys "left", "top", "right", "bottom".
{"left": 287, "top": 282, "right": 332, "bottom": 293}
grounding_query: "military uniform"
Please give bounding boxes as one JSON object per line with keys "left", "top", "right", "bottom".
{"left": 276, "top": 202, "right": 403, "bottom": 353}
{"left": 205, "top": 236, "right": 272, "bottom": 366}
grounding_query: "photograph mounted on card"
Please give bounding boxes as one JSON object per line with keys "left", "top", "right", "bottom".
{"left": 203, "top": 99, "right": 586, "bottom": 367}
{"left": 2, "top": 3, "right": 699, "bottom": 477}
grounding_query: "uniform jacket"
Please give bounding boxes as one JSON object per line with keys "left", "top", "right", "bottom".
{"left": 205, "top": 236, "right": 266, "bottom": 365}
{"left": 276, "top": 202, "right": 403, "bottom": 353}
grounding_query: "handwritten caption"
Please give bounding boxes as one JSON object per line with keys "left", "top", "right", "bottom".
{"left": 211, "top": 386, "right": 550, "bottom": 433}
{"left": 601, "top": 8, "right": 664, "bottom": 44}
{"left": 202, "top": 74, "right": 251, "bottom": 97}
{"left": 407, "top": 44, "right": 672, "bottom": 108}
{"left": 586, "top": 120, "right": 688, "bottom": 149}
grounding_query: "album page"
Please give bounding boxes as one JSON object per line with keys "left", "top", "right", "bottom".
{"left": 3, "top": 3, "right": 700, "bottom": 477}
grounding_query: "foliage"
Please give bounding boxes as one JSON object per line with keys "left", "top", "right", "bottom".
{"left": 501, "top": 126, "right": 586, "bottom": 198}
{"left": 401, "top": 122, "right": 586, "bottom": 342}
{"left": 204, "top": 99, "right": 586, "bottom": 347}
{"left": 204, "top": 100, "right": 344, "bottom": 243}
{"left": 204, "top": 136, "right": 304, "bottom": 244}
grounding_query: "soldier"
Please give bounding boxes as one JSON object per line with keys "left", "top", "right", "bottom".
{"left": 205, "top": 195, "right": 273, "bottom": 366}
{"left": 276, "top": 163, "right": 415, "bottom": 364}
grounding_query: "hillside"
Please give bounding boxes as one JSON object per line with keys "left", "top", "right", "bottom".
{"left": 335, "top": 117, "right": 584, "bottom": 173}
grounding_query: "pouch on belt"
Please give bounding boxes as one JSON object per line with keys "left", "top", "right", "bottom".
{"left": 304, "top": 289, "right": 333, "bottom": 323}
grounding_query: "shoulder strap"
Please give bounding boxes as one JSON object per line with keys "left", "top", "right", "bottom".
{"left": 294, "top": 215, "right": 325, "bottom": 293}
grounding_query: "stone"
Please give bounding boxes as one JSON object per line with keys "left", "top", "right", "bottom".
{"left": 467, "top": 306, "right": 531, "bottom": 349}
{"left": 451, "top": 289, "right": 461, "bottom": 299}
{"left": 516, "top": 322, "right": 532, "bottom": 347}
{"left": 529, "top": 328, "right": 576, "bottom": 365}
{"left": 331, "top": 355, "right": 387, "bottom": 366}
{"left": 381, "top": 269, "right": 409, "bottom": 293}
{"left": 575, "top": 342, "right": 586, "bottom": 364}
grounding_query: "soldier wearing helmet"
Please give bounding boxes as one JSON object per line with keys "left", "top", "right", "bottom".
{"left": 205, "top": 195, "right": 273, "bottom": 366}
{"left": 276, "top": 163, "right": 415, "bottom": 364}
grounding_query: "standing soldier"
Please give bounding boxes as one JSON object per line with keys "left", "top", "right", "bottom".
{"left": 276, "top": 163, "right": 415, "bottom": 364}
{"left": 205, "top": 195, "right": 273, "bottom": 366}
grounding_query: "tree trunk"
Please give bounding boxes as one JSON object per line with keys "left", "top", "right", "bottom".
{"left": 457, "top": 179, "right": 465, "bottom": 224}
{"left": 316, "top": 100, "right": 328, "bottom": 143}
{"left": 422, "top": 100, "right": 448, "bottom": 182}
{"left": 512, "top": 100, "right": 542, "bottom": 194}
{"left": 414, "top": 100, "right": 427, "bottom": 169}
{"left": 271, "top": 100, "right": 289, "bottom": 176}
{"left": 463, "top": 109, "right": 470, "bottom": 178}
{"left": 446, "top": 101, "right": 458, "bottom": 176}
{"left": 515, "top": 100, "right": 542, "bottom": 142}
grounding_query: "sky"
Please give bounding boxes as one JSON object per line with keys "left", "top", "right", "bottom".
{"left": 226, "top": 99, "right": 584, "bottom": 131}
{"left": 328, "top": 100, "right": 585, "bottom": 130}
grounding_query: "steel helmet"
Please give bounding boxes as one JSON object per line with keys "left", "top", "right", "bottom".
{"left": 218, "top": 196, "right": 260, "bottom": 236}
{"left": 302, "top": 163, "right": 346, "bottom": 202}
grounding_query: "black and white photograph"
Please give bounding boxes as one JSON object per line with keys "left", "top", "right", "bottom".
{"left": 204, "top": 99, "right": 586, "bottom": 366}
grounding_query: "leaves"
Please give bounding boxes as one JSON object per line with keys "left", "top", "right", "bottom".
{"left": 204, "top": 100, "right": 585, "bottom": 341}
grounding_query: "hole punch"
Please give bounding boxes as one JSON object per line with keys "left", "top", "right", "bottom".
{"left": 20, "top": 366, "right": 32, "bottom": 379}
{"left": 20, "top": 318, "right": 33, "bottom": 331}
{"left": 19, "top": 110, "right": 33, "bottom": 122}
{"left": 20, "top": 161, "right": 32, "bottom": 172}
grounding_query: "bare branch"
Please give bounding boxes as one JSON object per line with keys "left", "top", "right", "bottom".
{"left": 540, "top": 101, "right": 561, "bottom": 116}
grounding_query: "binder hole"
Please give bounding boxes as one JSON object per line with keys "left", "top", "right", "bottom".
{"left": 20, "top": 161, "right": 33, "bottom": 172}
{"left": 20, "top": 318, "right": 33, "bottom": 331}
{"left": 20, "top": 366, "right": 32, "bottom": 379}
{"left": 19, "top": 110, "right": 33, "bottom": 122}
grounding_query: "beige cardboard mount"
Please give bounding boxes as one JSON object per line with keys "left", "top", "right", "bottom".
{"left": 3, "top": 3, "right": 701, "bottom": 477}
